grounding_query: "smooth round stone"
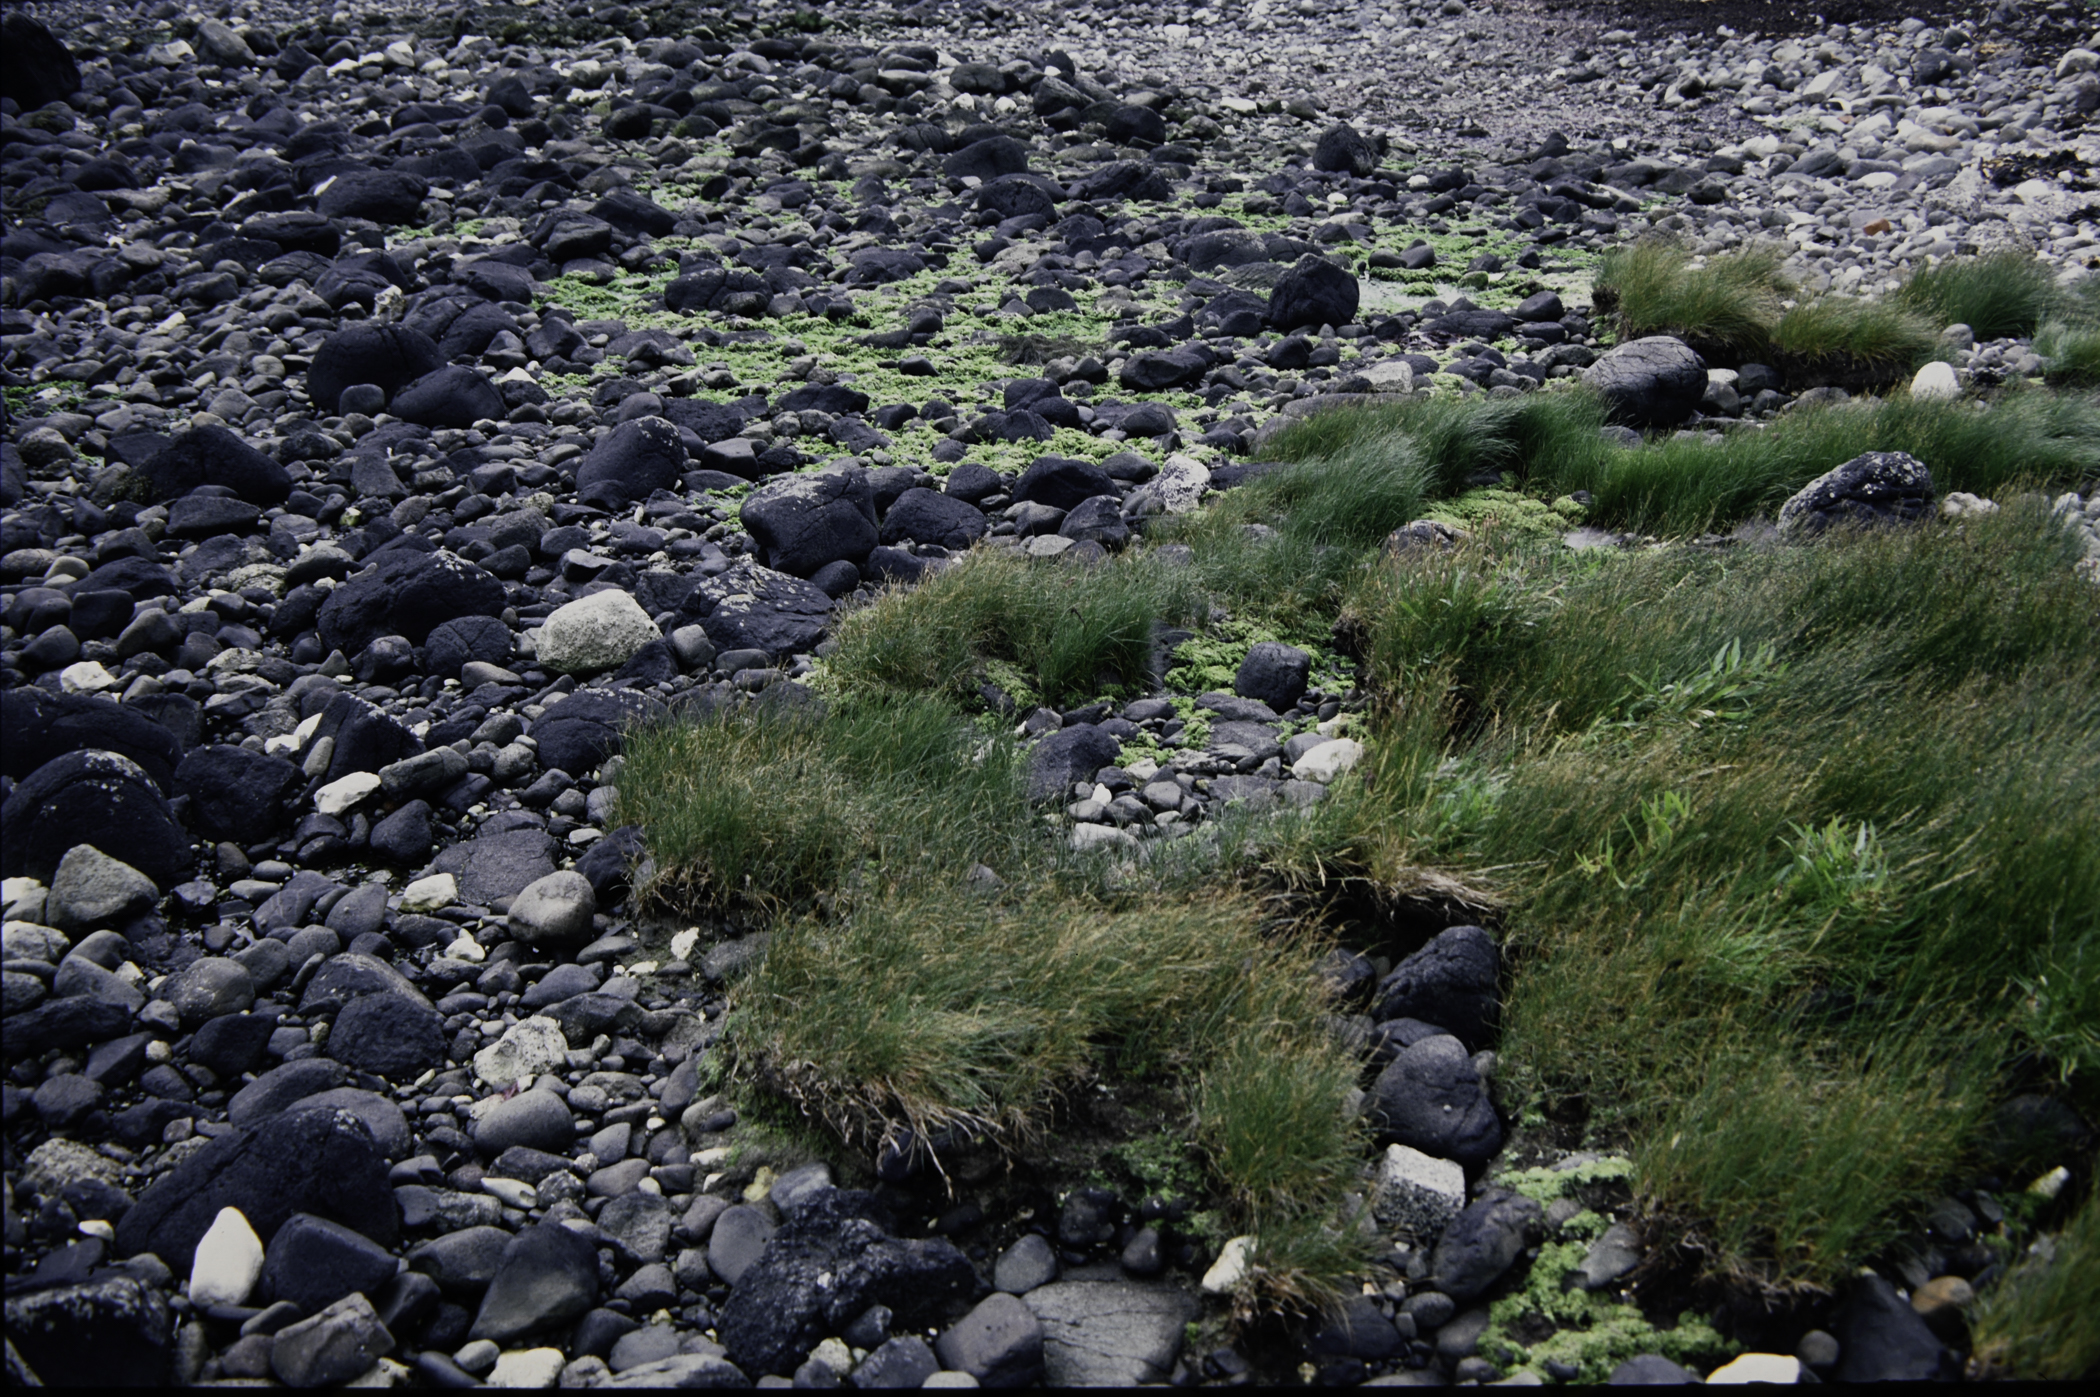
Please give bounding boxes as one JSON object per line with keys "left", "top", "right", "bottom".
{"left": 506, "top": 871, "right": 597, "bottom": 948}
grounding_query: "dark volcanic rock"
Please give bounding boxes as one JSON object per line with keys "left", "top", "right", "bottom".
{"left": 390, "top": 366, "right": 505, "bottom": 429}
{"left": 429, "top": 828, "right": 561, "bottom": 906}
{"left": 1833, "top": 1274, "right": 1948, "bottom": 1382}
{"left": 1027, "top": 725, "right": 1121, "bottom": 803}
{"left": 261, "top": 1211, "right": 401, "bottom": 1313}
{"left": 1267, "top": 254, "right": 1360, "bottom": 332}
{"left": 328, "top": 991, "right": 445, "bottom": 1080}
{"left": 1583, "top": 337, "right": 1708, "bottom": 429}
{"left": 2, "top": 687, "right": 182, "bottom": 789}
{"left": 1777, "top": 451, "right": 1936, "bottom": 538}
{"left": 1367, "top": 1034, "right": 1502, "bottom": 1167}
{"left": 718, "top": 1190, "right": 977, "bottom": 1377}
{"left": 1431, "top": 1190, "right": 1543, "bottom": 1302}
{"left": 1, "top": 13, "right": 82, "bottom": 112}
{"left": 4, "top": 1274, "right": 171, "bottom": 1387}
{"left": 575, "top": 416, "right": 688, "bottom": 510}
{"left": 1, "top": 750, "right": 191, "bottom": 887}
{"left": 741, "top": 470, "right": 880, "bottom": 578}
{"left": 470, "top": 1222, "right": 601, "bottom": 1344}
{"left": 686, "top": 559, "right": 834, "bottom": 656}
{"left": 1013, "top": 456, "right": 1115, "bottom": 512}
{"left": 137, "top": 426, "right": 293, "bottom": 506}
{"left": 174, "top": 745, "right": 304, "bottom": 843}
{"left": 1370, "top": 925, "right": 1501, "bottom": 1051}
{"left": 316, "top": 550, "right": 506, "bottom": 653}
{"left": 529, "top": 691, "right": 655, "bottom": 779}
{"left": 115, "top": 1104, "right": 398, "bottom": 1272}
{"left": 307, "top": 324, "right": 446, "bottom": 415}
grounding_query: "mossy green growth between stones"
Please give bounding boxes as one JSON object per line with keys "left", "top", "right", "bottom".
{"left": 1495, "top": 1155, "right": 1636, "bottom": 1204}
{"left": 1422, "top": 487, "right": 1587, "bottom": 549}
{"left": 1480, "top": 1235, "right": 1735, "bottom": 1384}
{"left": 1467, "top": 1155, "right": 1729, "bottom": 1383}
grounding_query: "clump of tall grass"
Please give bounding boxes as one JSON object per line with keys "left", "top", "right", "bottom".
{"left": 821, "top": 548, "right": 1207, "bottom": 706}
{"left": 1895, "top": 249, "right": 2063, "bottom": 340}
{"left": 1531, "top": 390, "right": 2100, "bottom": 534}
{"left": 1591, "top": 238, "right": 1791, "bottom": 360}
{"left": 1242, "top": 385, "right": 2100, "bottom": 539}
{"left": 1771, "top": 295, "right": 1939, "bottom": 386}
{"left": 1335, "top": 505, "right": 2100, "bottom": 1288}
{"left": 621, "top": 684, "right": 1376, "bottom": 1311}
{"left": 614, "top": 693, "right": 1036, "bottom": 912}
{"left": 737, "top": 885, "right": 1371, "bottom": 1311}
{"left": 2034, "top": 318, "right": 2100, "bottom": 388}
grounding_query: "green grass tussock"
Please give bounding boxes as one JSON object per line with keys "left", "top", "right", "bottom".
{"left": 820, "top": 549, "right": 1208, "bottom": 706}
{"left": 622, "top": 686, "right": 1375, "bottom": 1310}
{"left": 1339, "top": 506, "right": 2100, "bottom": 1288}
{"left": 613, "top": 694, "right": 1035, "bottom": 912}
{"left": 1538, "top": 390, "right": 2100, "bottom": 534}
{"left": 1771, "top": 295, "right": 1939, "bottom": 386}
{"left": 1895, "top": 249, "right": 2064, "bottom": 340}
{"left": 2034, "top": 318, "right": 2100, "bottom": 388}
{"left": 1241, "top": 387, "right": 2100, "bottom": 539}
{"left": 1592, "top": 239, "right": 1791, "bottom": 359}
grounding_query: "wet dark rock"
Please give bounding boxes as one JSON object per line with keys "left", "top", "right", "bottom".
{"left": 174, "top": 745, "right": 304, "bottom": 844}
{"left": 529, "top": 691, "right": 655, "bottom": 781}
{"left": 2, "top": 687, "right": 182, "bottom": 789}
{"left": 261, "top": 1211, "right": 400, "bottom": 1313}
{"left": 1234, "top": 642, "right": 1311, "bottom": 713}
{"left": 1778, "top": 451, "right": 1936, "bottom": 538}
{"left": 307, "top": 325, "right": 446, "bottom": 416}
{"left": 1028, "top": 725, "right": 1122, "bottom": 803}
{"left": 717, "top": 1191, "right": 977, "bottom": 1377}
{"left": 3, "top": 1274, "right": 171, "bottom": 1387}
{"left": 391, "top": 367, "right": 506, "bottom": 430}
{"left": 1267, "top": 254, "right": 1360, "bottom": 332}
{"left": 1, "top": 750, "right": 191, "bottom": 888}
{"left": 576, "top": 416, "right": 689, "bottom": 511}
{"left": 136, "top": 425, "right": 293, "bottom": 506}
{"left": 115, "top": 1104, "right": 397, "bottom": 1270}
{"left": 1, "top": 13, "right": 81, "bottom": 113}
{"left": 470, "top": 1221, "right": 601, "bottom": 1344}
{"left": 1583, "top": 337, "right": 1708, "bottom": 429}
{"left": 316, "top": 550, "right": 506, "bottom": 654}
{"left": 1367, "top": 1034, "right": 1502, "bottom": 1166}
{"left": 1370, "top": 925, "right": 1501, "bottom": 1051}
{"left": 741, "top": 469, "right": 880, "bottom": 578}
{"left": 1833, "top": 1274, "right": 1947, "bottom": 1382}
{"left": 328, "top": 991, "right": 445, "bottom": 1080}
{"left": 1013, "top": 456, "right": 1114, "bottom": 512}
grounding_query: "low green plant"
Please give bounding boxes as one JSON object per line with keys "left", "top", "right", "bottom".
{"left": 1592, "top": 238, "right": 1791, "bottom": 358}
{"left": 1969, "top": 1179, "right": 2100, "bottom": 1379}
{"left": 1483, "top": 1233, "right": 1735, "bottom": 1383}
{"left": 1895, "top": 249, "right": 2062, "bottom": 340}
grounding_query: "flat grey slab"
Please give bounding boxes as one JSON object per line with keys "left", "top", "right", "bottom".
{"left": 1022, "top": 1279, "right": 1198, "bottom": 1386}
